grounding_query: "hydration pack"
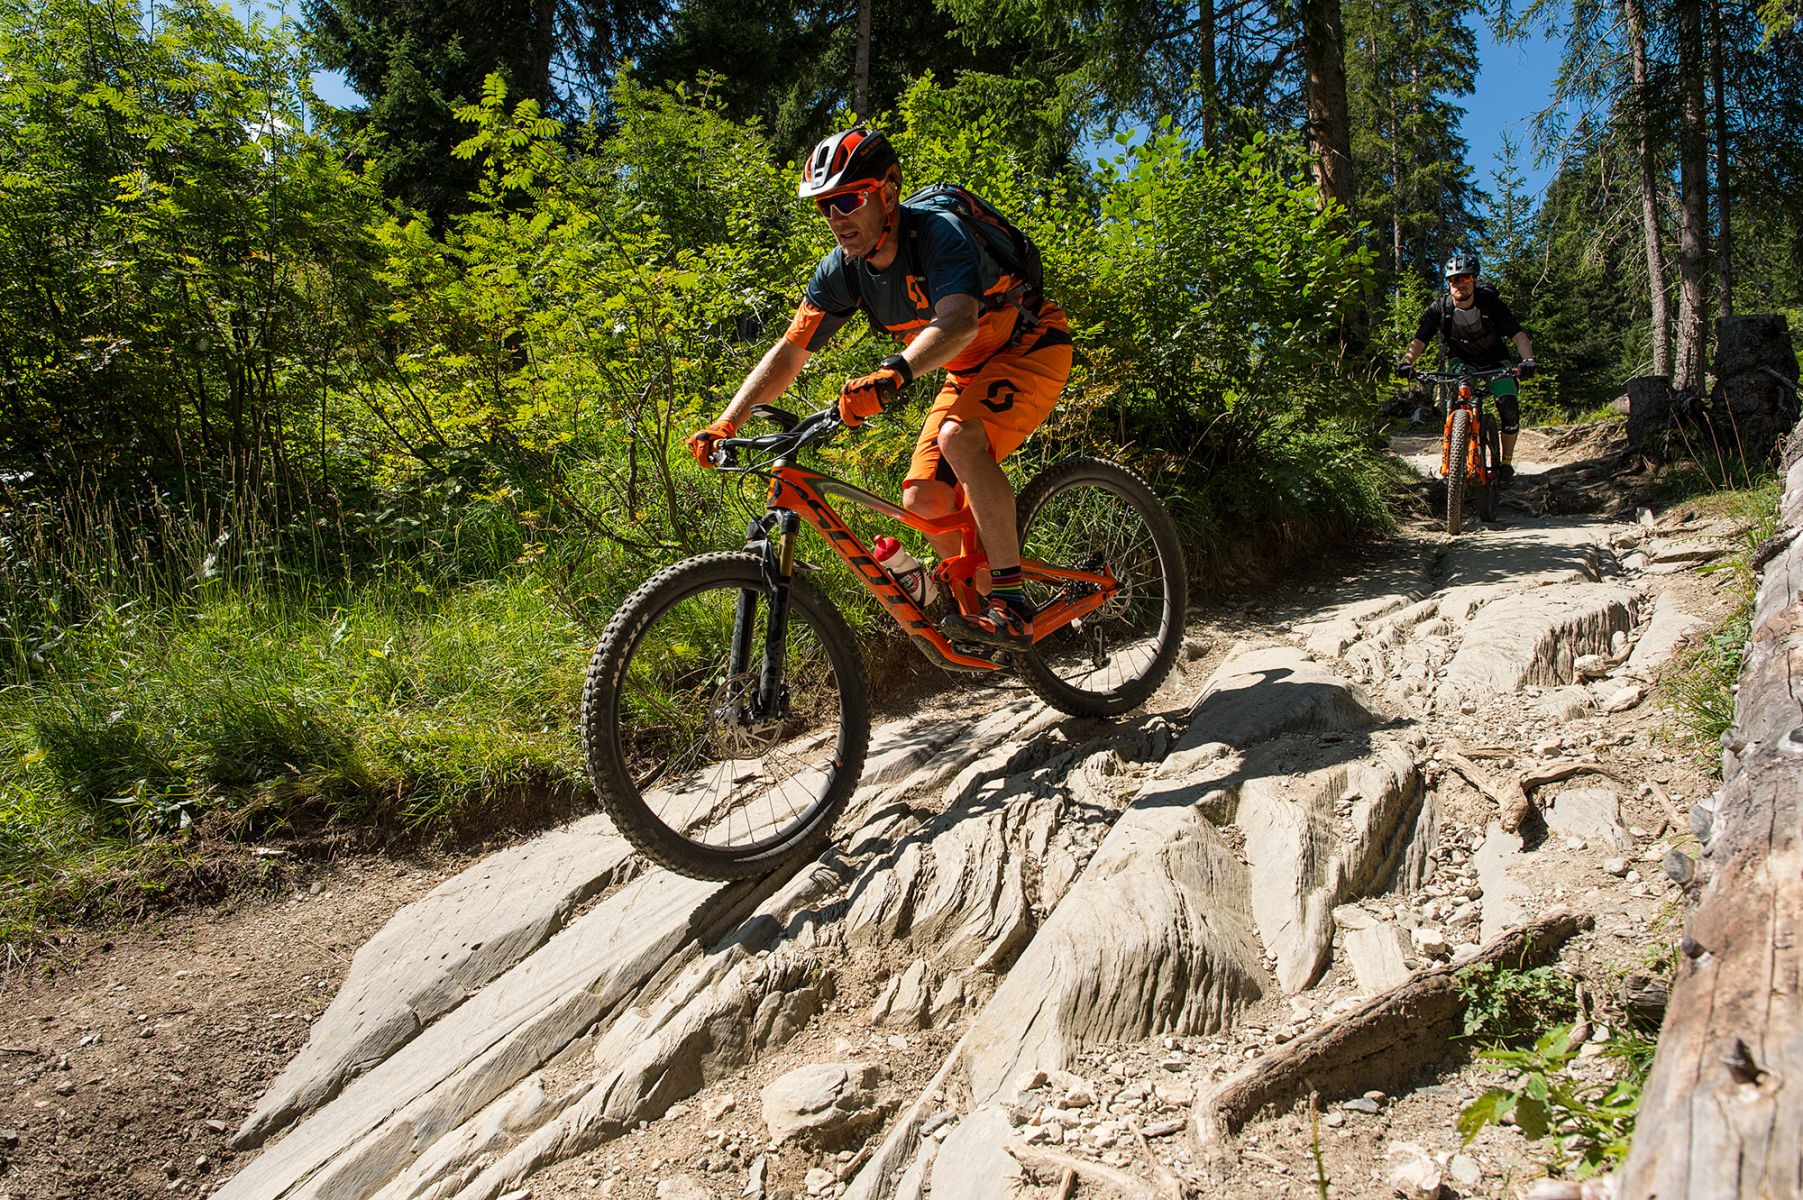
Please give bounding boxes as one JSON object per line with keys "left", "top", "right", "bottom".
{"left": 901, "top": 183, "right": 1044, "bottom": 311}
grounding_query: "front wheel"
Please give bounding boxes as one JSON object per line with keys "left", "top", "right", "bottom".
{"left": 1445, "top": 409, "right": 1471, "bottom": 536}
{"left": 1015, "top": 457, "right": 1188, "bottom": 717}
{"left": 581, "top": 552, "right": 871, "bottom": 879}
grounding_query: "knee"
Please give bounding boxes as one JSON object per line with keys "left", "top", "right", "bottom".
{"left": 936, "top": 418, "right": 990, "bottom": 465}
{"left": 903, "top": 480, "right": 956, "bottom": 519}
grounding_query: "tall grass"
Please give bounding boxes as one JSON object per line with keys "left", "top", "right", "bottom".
{"left": 1654, "top": 469, "right": 1782, "bottom": 771}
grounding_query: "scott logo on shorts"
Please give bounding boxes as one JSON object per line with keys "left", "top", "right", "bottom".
{"left": 981, "top": 379, "right": 1019, "bottom": 413}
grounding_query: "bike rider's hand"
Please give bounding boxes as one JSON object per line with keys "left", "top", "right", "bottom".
{"left": 1394, "top": 360, "right": 1417, "bottom": 381}
{"left": 687, "top": 416, "right": 738, "bottom": 467}
{"left": 1516, "top": 358, "right": 1539, "bottom": 380}
{"left": 838, "top": 354, "right": 912, "bottom": 428}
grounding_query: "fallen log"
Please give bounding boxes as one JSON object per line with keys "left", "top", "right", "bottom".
{"left": 1191, "top": 909, "right": 1592, "bottom": 1145}
{"left": 1614, "top": 460, "right": 1803, "bottom": 1198}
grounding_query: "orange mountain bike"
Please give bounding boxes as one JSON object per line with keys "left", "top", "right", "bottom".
{"left": 580, "top": 403, "right": 1187, "bottom": 879}
{"left": 1418, "top": 366, "right": 1515, "bottom": 535}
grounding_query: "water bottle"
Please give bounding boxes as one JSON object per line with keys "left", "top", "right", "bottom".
{"left": 872, "top": 536, "right": 939, "bottom": 606}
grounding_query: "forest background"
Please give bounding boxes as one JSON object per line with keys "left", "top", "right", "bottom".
{"left": 1, "top": 0, "right": 1800, "bottom": 946}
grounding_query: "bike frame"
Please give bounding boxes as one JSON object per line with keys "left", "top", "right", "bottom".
{"left": 1438, "top": 379, "right": 1490, "bottom": 485}
{"left": 755, "top": 463, "right": 1118, "bottom": 673}
{"left": 1421, "top": 367, "right": 1513, "bottom": 485}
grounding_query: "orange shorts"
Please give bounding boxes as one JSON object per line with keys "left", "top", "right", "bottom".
{"left": 905, "top": 301, "right": 1073, "bottom": 489}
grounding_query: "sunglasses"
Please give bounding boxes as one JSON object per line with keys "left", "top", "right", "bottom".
{"left": 1448, "top": 273, "right": 1475, "bottom": 284}
{"left": 816, "top": 185, "right": 880, "bottom": 217}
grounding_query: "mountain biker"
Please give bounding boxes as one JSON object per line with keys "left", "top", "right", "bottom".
{"left": 687, "top": 126, "right": 1073, "bottom": 649}
{"left": 1396, "top": 250, "right": 1538, "bottom": 481}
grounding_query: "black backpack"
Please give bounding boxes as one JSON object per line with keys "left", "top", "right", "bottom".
{"left": 900, "top": 183, "right": 1044, "bottom": 313}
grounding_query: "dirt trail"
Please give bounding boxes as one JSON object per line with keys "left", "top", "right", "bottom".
{"left": 0, "top": 421, "right": 1741, "bottom": 1200}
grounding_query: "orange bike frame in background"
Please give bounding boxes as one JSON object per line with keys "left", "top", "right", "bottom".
{"left": 763, "top": 464, "right": 1118, "bottom": 673}
{"left": 1439, "top": 380, "right": 1490, "bottom": 485}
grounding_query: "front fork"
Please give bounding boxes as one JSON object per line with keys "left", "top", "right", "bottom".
{"left": 733, "top": 510, "right": 799, "bottom": 722}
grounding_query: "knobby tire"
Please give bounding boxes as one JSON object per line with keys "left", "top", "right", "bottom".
{"left": 581, "top": 552, "right": 870, "bottom": 880}
{"left": 1445, "top": 409, "right": 1471, "bottom": 537}
{"left": 1014, "top": 457, "right": 1188, "bottom": 717}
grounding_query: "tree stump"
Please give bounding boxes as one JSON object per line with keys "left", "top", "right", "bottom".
{"left": 1616, "top": 450, "right": 1803, "bottom": 1197}
{"left": 1709, "top": 313, "right": 1800, "bottom": 465}
{"left": 1625, "top": 375, "right": 1674, "bottom": 457}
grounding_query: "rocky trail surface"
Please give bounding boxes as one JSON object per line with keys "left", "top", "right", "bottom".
{"left": 0, "top": 424, "right": 1748, "bottom": 1200}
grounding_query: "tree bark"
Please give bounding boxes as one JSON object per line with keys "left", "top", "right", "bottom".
{"left": 1673, "top": 0, "right": 1712, "bottom": 393}
{"left": 855, "top": 0, "right": 872, "bottom": 116}
{"left": 1191, "top": 909, "right": 1593, "bottom": 1144}
{"left": 1709, "top": 0, "right": 1734, "bottom": 317}
{"left": 1616, "top": 452, "right": 1803, "bottom": 1198}
{"left": 1625, "top": 0, "right": 1671, "bottom": 378}
{"left": 1300, "top": 0, "right": 1355, "bottom": 222}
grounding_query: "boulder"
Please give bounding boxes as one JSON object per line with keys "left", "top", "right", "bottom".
{"left": 762, "top": 1062, "right": 888, "bottom": 1149}
{"left": 1544, "top": 786, "right": 1632, "bottom": 851}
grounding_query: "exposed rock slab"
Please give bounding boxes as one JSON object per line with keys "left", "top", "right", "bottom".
{"left": 1343, "top": 922, "right": 1412, "bottom": 995}
{"left": 1543, "top": 786, "right": 1632, "bottom": 850}
{"left": 1624, "top": 593, "right": 1710, "bottom": 677}
{"left": 1439, "top": 521, "right": 1609, "bottom": 590}
{"left": 1237, "top": 735, "right": 1424, "bottom": 992}
{"left": 1473, "top": 822, "right": 1529, "bottom": 942}
{"left": 928, "top": 1106, "right": 1021, "bottom": 1200}
{"left": 1442, "top": 584, "right": 1639, "bottom": 695}
{"left": 956, "top": 644, "right": 1384, "bottom": 1107}
{"left": 214, "top": 868, "right": 738, "bottom": 1199}
{"left": 236, "top": 815, "right": 637, "bottom": 1149}
{"left": 762, "top": 1062, "right": 887, "bottom": 1148}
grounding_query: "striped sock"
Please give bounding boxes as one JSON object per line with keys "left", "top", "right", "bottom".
{"left": 989, "top": 565, "right": 1028, "bottom": 612}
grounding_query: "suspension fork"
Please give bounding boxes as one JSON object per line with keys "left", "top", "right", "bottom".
{"left": 733, "top": 509, "right": 800, "bottom": 720}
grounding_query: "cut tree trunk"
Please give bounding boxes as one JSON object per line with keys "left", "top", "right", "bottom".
{"left": 1301, "top": 0, "right": 1354, "bottom": 222}
{"left": 1625, "top": 0, "right": 1671, "bottom": 377}
{"left": 1616, "top": 452, "right": 1803, "bottom": 1197}
{"left": 1191, "top": 909, "right": 1592, "bottom": 1144}
{"left": 1673, "top": 0, "right": 1712, "bottom": 394}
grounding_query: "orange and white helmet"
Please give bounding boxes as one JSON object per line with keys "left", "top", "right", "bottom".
{"left": 798, "top": 127, "right": 899, "bottom": 198}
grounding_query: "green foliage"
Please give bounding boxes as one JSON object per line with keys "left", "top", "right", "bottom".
{"left": 0, "top": 0, "right": 385, "bottom": 480}
{"left": 1458, "top": 1024, "right": 1655, "bottom": 1179}
{"left": 1455, "top": 962, "right": 1580, "bottom": 1041}
{"left": 1345, "top": 0, "right": 1484, "bottom": 284}
{"left": 1655, "top": 473, "right": 1779, "bottom": 769}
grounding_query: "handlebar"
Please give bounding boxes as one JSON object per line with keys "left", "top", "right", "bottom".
{"left": 709, "top": 403, "right": 844, "bottom": 469}
{"left": 1412, "top": 366, "right": 1519, "bottom": 385}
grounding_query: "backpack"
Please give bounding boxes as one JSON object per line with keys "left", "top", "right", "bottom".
{"left": 900, "top": 183, "right": 1044, "bottom": 313}
{"left": 1438, "top": 285, "right": 1504, "bottom": 355}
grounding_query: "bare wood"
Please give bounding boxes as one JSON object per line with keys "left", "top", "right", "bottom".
{"left": 1006, "top": 1143, "right": 1165, "bottom": 1199}
{"left": 1518, "top": 760, "right": 1631, "bottom": 791}
{"left": 1129, "top": 1122, "right": 1185, "bottom": 1198}
{"left": 1617, "top": 505, "right": 1803, "bottom": 1198}
{"left": 1444, "top": 750, "right": 1531, "bottom": 831}
{"left": 0, "top": 1046, "right": 39, "bottom": 1055}
{"left": 1055, "top": 1168, "right": 1078, "bottom": 1200}
{"left": 1191, "top": 909, "right": 1591, "bottom": 1146}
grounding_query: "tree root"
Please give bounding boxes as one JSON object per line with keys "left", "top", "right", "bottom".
{"left": 1191, "top": 908, "right": 1592, "bottom": 1147}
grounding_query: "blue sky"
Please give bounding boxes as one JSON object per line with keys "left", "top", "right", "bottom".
{"left": 1463, "top": 14, "right": 1567, "bottom": 213}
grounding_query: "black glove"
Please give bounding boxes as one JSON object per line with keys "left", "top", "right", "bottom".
{"left": 1394, "top": 361, "right": 1417, "bottom": 381}
{"left": 1516, "top": 358, "right": 1538, "bottom": 380}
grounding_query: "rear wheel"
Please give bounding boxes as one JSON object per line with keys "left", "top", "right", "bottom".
{"left": 1014, "top": 457, "right": 1187, "bottom": 717}
{"left": 581, "top": 552, "right": 870, "bottom": 879}
{"left": 1477, "top": 415, "right": 1500, "bottom": 522}
{"left": 1445, "top": 409, "right": 1471, "bottom": 536}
